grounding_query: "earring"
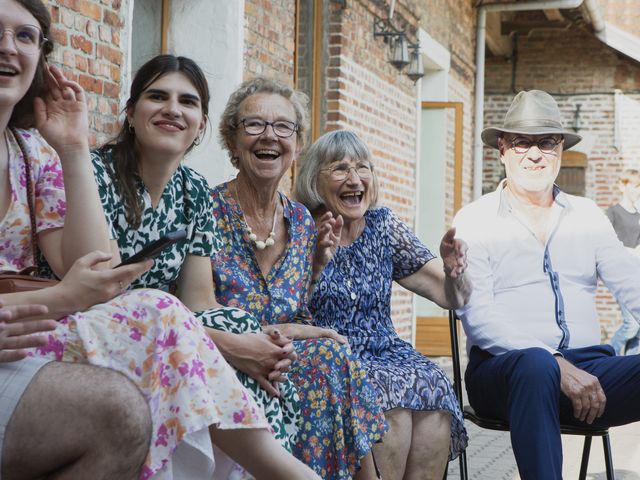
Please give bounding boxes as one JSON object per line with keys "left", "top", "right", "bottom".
{"left": 193, "top": 133, "right": 203, "bottom": 146}
{"left": 128, "top": 122, "right": 135, "bottom": 134}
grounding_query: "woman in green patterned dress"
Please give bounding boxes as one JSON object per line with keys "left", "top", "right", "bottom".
{"left": 91, "top": 55, "right": 311, "bottom": 477}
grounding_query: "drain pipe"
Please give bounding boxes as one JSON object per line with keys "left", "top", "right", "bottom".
{"left": 473, "top": 0, "right": 584, "bottom": 199}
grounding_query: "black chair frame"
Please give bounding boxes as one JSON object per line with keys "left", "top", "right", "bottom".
{"left": 447, "top": 310, "right": 615, "bottom": 480}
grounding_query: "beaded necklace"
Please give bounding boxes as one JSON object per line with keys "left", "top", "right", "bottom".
{"left": 235, "top": 183, "right": 277, "bottom": 250}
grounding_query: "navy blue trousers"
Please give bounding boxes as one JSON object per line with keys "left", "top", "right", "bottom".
{"left": 465, "top": 345, "right": 640, "bottom": 480}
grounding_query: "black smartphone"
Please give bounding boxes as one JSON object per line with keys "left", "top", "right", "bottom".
{"left": 116, "top": 230, "right": 187, "bottom": 268}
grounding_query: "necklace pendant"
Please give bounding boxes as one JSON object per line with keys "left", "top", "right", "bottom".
{"left": 265, "top": 237, "right": 275, "bottom": 247}
{"left": 255, "top": 240, "right": 266, "bottom": 250}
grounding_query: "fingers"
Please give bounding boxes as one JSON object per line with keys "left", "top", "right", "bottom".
{"left": 75, "top": 250, "right": 114, "bottom": 269}
{"left": 1, "top": 304, "right": 49, "bottom": 323}
{"left": 257, "top": 376, "right": 280, "bottom": 398}
{"left": 321, "top": 328, "right": 347, "bottom": 344}
{"left": 48, "top": 65, "right": 84, "bottom": 102}
{"left": 442, "top": 227, "right": 457, "bottom": 244}
{"left": 0, "top": 350, "right": 28, "bottom": 364}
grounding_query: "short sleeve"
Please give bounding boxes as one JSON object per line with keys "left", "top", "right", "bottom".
{"left": 19, "top": 130, "right": 66, "bottom": 233}
{"left": 385, "top": 208, "right": 436, "bottom": 280}
{"left": 90, "top": 150, "right": 118, "bottom": 240}
{"left": 184, "top": 169, "right": 217, "bottom": 257}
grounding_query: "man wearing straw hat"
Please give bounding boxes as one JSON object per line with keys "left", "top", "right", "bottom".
{"left": 453, "top": 90, "right": 640, "bottom": 479}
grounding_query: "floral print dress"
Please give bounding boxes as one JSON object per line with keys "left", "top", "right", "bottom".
{"left": 211, "top": 182, "right": 387, "bottom": 479}
{"left": 0, "top": 132, "right": 268, "bottom": 479}
{"left": 308, "top": 207, "right": 468, "bottom": 459}
{"left": 93, "top": 148, "right": 301, "bottom": 458}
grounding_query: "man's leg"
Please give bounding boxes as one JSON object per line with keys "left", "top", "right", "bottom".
{"left": 2, "top": 362, "right": 151, "bottom": 480}
{"left": 465, "top": 347, "right": 563, "bottom": 480}
{"left": 559, "top": 345, "right": 640, "bottom": 427}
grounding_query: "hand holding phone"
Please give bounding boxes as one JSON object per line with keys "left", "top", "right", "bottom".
{"left": 116, "top": 230, "right": 187, "bottom": 268}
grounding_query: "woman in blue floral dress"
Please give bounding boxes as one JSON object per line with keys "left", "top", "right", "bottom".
{"left": 296, "top": 130, "right": 471, "bottom": 480}
{"left": 91, "top": 54, "right": 319, "bottom": 480}
{"left": 210, "top": 77, "right": 387, "bottom": 480}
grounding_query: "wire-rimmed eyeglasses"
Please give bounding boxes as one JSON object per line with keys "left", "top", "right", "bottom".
{"left": 322, "top": 163, "right": 373, "bottom": 182}
{"left": 236, "top": 118, "right": 298, "bottom": 138}
{"left": 0, "top": 23, "right": 47, "bottom": 55}
{"left": 505, "top": 136, "right": 564, "bottom": 154}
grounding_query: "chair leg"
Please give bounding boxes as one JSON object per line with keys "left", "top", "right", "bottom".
{"left": 602, "top": 433, "right": 615, "bottom": 480}
{"left": 458, "top": 448, "right": 468, "bottom": 480}
{"left": 578, "top": 436, "right": 593, "bottom": 480}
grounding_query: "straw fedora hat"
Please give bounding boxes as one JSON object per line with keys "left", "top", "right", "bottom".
{"left": 481, "top": 90, "right": 582, "bottom": 150}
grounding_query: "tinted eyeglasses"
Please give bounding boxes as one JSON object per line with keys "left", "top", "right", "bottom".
{"left": 236, "top": 118, "right": 298, "bottom": 138}
{"left": 0, "top": 23, "right": 47, "bottom": 55}
{"left": 506, "top": 136, "right": 564, "bottom": 154}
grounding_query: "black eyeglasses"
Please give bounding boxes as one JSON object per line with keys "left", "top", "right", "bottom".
{"left": 506, "top": 136, "right": 564, "bottom": 154}
{"left": 236, "top": 118, "right": 298, "bottom": 138}
{"left": 0, "top": 23, "right": 47, "bottom": 55}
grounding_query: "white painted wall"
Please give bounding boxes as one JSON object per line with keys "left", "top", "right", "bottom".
{"left": 167, "top": 0, "right": 244, "bottom": 186}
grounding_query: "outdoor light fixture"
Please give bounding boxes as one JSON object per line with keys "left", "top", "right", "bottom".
{"left": 406, "top": 43, "right": 424, "bottom": 83}
{"left": 572, "top": 104, "right": 582, "bottom": 132}
{"left": 373, "top": 15, "right": 423, "bottom": 81}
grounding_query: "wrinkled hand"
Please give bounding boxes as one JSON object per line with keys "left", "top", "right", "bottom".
{"left": 313, "top": 212, "right": 343, "bottom": 272}
{"left": 34, "top": 65, "right": 89, "bottom": 154}
{"left": 440, "top": 227, "right": 468, "bottom": 279}
{"left": 266, "top": 323, "right": 347, "bottom": 345}
{"left": 57, "top": 251, "right": 153, "bottom": 312}
{"left": 225, "top": 331, "right": 297, "bottom": 398}
{"left": 0, "top": 303, "right": 57, "bottom": 363}
{"left": 557, "top": 357, "right": 606, "bottom": 424}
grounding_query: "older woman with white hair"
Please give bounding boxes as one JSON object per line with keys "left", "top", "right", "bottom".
{"left": 296, "top": 129, "right": 471, "bottom": 480}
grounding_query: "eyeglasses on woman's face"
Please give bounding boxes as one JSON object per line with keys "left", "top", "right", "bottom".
{"left": 0, "top": 23, "right": 47, "bottom": 55}
{"left": 236, "top": 118, "right": 298, "bottom": 138}
{"left": 322, "top": 162, "right": 373, "bottom": 182}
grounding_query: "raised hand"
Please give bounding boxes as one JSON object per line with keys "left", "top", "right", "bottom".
{"left": 0, "top": 303, "right": 56, "bottom": 363}
{"left": 440, "top": 227, "right": 468, "bottom": 279}
{"left": 33, "top": 65, "right": 89, "bottom": 155}
{"left": 313, "top": 211, "right": 343, "bottom": 276}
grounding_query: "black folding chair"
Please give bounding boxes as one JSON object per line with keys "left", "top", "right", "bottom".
{"left": 447, "top": 310, "right": 615, "bottom": 480}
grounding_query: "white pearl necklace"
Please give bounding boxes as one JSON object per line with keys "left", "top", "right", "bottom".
{"left": 235, "top": 185, "right": 277, "bottom": 251}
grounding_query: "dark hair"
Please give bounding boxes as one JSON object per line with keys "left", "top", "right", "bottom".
{"left": 99, "top": 55, "right": 210, "bottom": 228}
{"left": 9, "top": 0, "right": 54, "bottom": 129}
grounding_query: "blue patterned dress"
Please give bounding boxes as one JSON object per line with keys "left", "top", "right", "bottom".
{"left": 308, "top": 207, "right": 468, "bottom": 459}
{"left": 210, "top": 182, "right": 387, "bottom": 479}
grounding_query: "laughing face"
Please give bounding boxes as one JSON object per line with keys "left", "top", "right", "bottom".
{"left": 317, "top": 156, "right": 373, "bottom": 223}
{"left": 231, "top": 93, "right": 300, "bottom": 183}
{"left": 0, "top": 0, "right": 41, "bottom": 111}
{"left": 127, "top": 71, "right": 205, "bottom": 161}
{"left": 499, "top": 134, "right": 564, "bottom": 195}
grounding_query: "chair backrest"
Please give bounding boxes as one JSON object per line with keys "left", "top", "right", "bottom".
{"left": 448, "top": 310, "right": 465, "bottom": 409}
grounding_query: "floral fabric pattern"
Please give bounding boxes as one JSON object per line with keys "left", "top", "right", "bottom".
{"left": 92, "top": 148, "right": 218, "bottom": 289}
{"left": 211, "top": 182, "right": 387, "bottom": 479}
{"left": 34, "top": 288, "right": 267, "bottom": 479}
{"left": 0, "top": 139, "right": 268, "bottom": 478}
{"left": 309, "top": 207, "right": 468, "bottom": 459}
{"left": 0, "top": 129, "right": 65, "bottom": 271}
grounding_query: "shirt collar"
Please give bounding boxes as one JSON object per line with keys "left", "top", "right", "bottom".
{"left": 496, "top": 180, "right": 571, "bottom": 216}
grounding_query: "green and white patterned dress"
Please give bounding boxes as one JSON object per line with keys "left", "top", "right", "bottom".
{"left": 91, "top": 148, "right": 300, "bottom": 451}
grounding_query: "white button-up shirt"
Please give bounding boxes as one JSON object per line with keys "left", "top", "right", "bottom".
{"left": 453, "top": 183, "right": 640, "bottom": 356}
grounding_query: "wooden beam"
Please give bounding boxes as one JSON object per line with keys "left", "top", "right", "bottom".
{"left": 543, "top": 9, "right": 565, "bottom": 22}
{"left": 161, "top": 0, "right": 169, "bottom": 54}
{"left": 486, "top": 11, "right": 512, "bottom": 57}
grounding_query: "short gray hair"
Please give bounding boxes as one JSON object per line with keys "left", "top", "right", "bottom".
{"left": 295, "top": 130, "right": 379, "bottom": 212}
{"left": 218, "top": 77, "right": 310, "bottom": 168}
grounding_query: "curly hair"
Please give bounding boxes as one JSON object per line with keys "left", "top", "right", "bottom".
{"left": 218, "top": 77, "right": 309, "bottom": 168}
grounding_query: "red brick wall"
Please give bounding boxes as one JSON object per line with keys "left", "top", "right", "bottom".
{"left": 244, "top": 0, "right": 296, "bottom": 85}
{"left": 47, "top": 0, "right": 125, "bottom": 147}
{"left": 483, "top": 22, "right": 640, "bottom": 339}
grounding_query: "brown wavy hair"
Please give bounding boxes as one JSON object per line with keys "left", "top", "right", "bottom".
{"left": 9, "top": 0, "right": 54, "bottom": 129}
{"left": 97, "top": 55, "right": 210, "bottom": 228}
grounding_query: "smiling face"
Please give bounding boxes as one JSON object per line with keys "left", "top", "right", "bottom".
{"left": 317, "top": 156, "right": 373, "bottom": 223}
{"left": 498, "top": 133, "right": 564, "bottom": 196}
{"left": 0, "top": 0, "right": 41, "bottom": 113}
{"left": 127, "top": 71, "right": 205, "bottom": 161}
{"left": 231, "top": 92, "right": 300, "bottom": 183}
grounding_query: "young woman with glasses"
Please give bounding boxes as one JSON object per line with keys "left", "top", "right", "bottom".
{"left": 296, "top": 129, "right": 472, "bottom": 480}
{"left": 210, "top": 77, "right": 387, "bottom": 480}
